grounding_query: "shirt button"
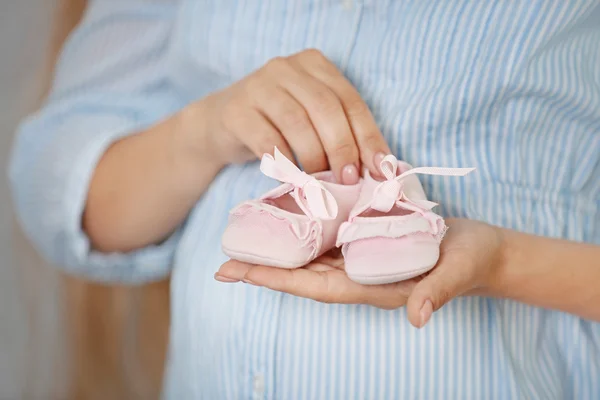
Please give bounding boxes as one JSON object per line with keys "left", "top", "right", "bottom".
{"left": 253, "top": 374, "right": 265, "bottom": 398}
{"left": 342, "top": 0, "right": 353, "bottom": 10}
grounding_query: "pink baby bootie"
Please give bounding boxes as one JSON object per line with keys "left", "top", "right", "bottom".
{"left": 336, "top": 154, "right": 475, "bottom": 285}
{"left": 222, "top": 147, "right": 362, "bottom": 268}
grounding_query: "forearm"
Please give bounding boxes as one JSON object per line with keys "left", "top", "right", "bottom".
{"left": 83, "top": 102, "right": 223, "bottom": 253}
{"left": 493, "top": 228, "right": 600, "bottom": 321}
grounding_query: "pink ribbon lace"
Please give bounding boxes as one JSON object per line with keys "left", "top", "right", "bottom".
{"left": 372, "top": 154, "right": 475, "bottom": 215}
{"left": 260, "top": 147, "right": 338, "bottom": 220}
{"left": 335, "top": 155, "right": 475, "bottom": 247}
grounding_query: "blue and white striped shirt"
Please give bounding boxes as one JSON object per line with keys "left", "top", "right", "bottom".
{"left": 9, "top": 0, "right": 600, "bottom": 398}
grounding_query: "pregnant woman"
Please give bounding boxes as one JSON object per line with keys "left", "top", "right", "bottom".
{"left": 9, "top": 1, "right": 600, "bottom": 398}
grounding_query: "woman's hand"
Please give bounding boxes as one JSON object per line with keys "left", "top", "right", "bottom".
{"left": 187, "top": 49, "right": 390, "bottom": 184}
{"left": 84, "top": 49, "right": 389, "bottom": 252}
{"left": 216, "top": 219, "right": 505, "bottom": 328}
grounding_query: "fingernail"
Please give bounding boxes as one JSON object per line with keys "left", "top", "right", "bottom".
{"left": 372, "top": 152, "right": 387, "bottom": 176}
{"left": 374, "top": 152, "right": 385, "bottom": 168}
{"left": 419, "top": 300, "right": 433, "bottom": 328}
{"left": 341, "top": 164, "right": 359, "bottom": 185}
{"left": 214, "top": 274, "right": 239, "bottom": 283}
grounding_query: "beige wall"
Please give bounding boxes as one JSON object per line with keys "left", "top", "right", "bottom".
{"left": 0, "top": 1, "right": 68, "bottom": 399}
{"left": 1, "top": 1, "right": 170, "bottom": 399}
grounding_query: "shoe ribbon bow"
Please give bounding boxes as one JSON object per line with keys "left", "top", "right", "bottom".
{"left": 260, "top": 147, "right": 338, "bottom": 220}
{"left": 371, "top": 155, "right": 475, "bottom": 214}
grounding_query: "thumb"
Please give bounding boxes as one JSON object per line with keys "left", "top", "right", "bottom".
{"left": 406, "top": 255, "right": 473, "bottom": 328}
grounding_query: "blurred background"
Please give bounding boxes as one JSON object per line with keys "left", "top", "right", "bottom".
{"left": 0, "top": 1, "right": 169, "bottom": 399}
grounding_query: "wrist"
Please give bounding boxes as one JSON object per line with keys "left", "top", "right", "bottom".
{"left": 176, "top": 99, "right": 227, "bottom": 170}
{"left": 167, "top": 101, "right": 227, "bottom": 198}
{"left": 486, "top": 226, "right": 522, "bottom": 299}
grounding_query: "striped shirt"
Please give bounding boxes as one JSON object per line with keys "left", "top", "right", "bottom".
{"left": 9, "top": 0, "right": 600, "bottom": 398}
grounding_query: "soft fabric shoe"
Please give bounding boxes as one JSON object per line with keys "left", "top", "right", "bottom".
{"left": 336, "top": 155, "right": 474, "bottom": 285}
{"left": 222, "top": 147, "right": 362, "bottom": 268}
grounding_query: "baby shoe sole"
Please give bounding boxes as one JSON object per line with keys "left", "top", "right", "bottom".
{"left": 222, "top": 246, "right": 307, "bottom": 269}
{"left": 347, "top": 263, "right": 435, "bottom": 285}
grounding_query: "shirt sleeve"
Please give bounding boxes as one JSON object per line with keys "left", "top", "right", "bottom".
{"left": 8, "top": 0, "right": 186, "bottom": 284}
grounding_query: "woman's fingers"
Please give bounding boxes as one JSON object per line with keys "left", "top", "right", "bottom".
{"left": 216, "top": 259, "right": 414, "bottom": 310}
{"left": 220, "top": 49, "right": 389, "bottom": 181}
{"left": 286, "top": 75, "right": 360, "bottom": 184}
{"left": 266, "top": 55, "right": 361, "bottom": 184}
{"left": 250, "top": 77, "right": 327, "bottom": 173}
{"left": 215, "top": 260, "right": 251, "bottom": 283}
{"left": 244, "top": 264, "right": 410, "bottom": 309}
{"left": 225, "top": 102, "right": 295, "bottom": 163}
{"left": 293, "top": 50, "right": 391, "bottom": 175}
